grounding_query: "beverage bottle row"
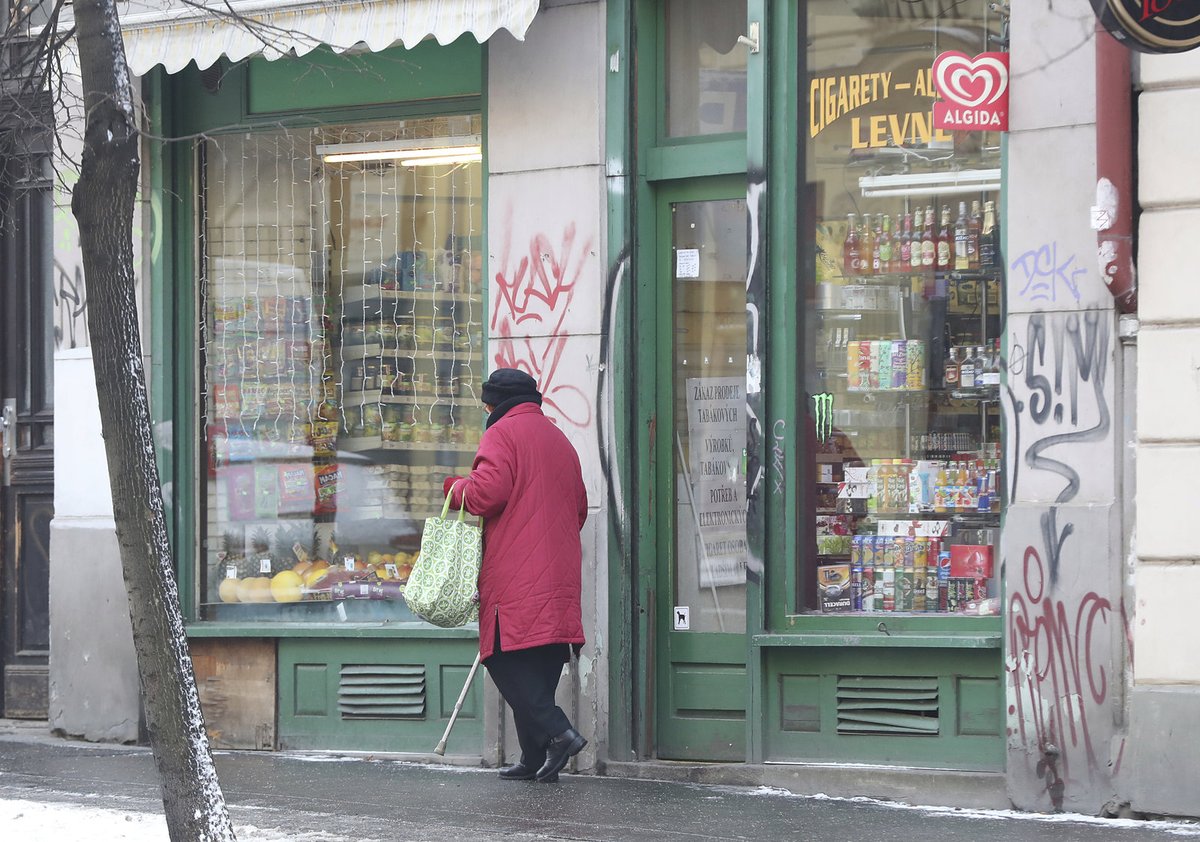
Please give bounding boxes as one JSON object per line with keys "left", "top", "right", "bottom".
{"left": 841, "top": 200, "right": 999, "bottom": 277}
{"left": 865, "top": 456, "right": 1002, "bottom": 515}
{"left": 943, "top": 338, "right": 1001, "bottom": 388}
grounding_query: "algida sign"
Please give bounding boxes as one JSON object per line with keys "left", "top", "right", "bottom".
{"left": 1092, "top": 0, "right": 1200, "bottom": 53}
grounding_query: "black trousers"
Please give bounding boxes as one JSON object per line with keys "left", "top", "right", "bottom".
{"left": 484, "top": 642, "right": 573, "bottom": 766}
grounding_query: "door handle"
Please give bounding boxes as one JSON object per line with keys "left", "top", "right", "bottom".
{"left": 1, "top": 399, "right": 14, "bottom": 485}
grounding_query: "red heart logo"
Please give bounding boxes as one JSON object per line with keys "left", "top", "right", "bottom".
{"left": 933, "top": 52, "right": 1009, "bottom": 109}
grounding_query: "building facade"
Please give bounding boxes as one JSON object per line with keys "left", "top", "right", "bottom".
{"left": 33, "top": 0, "right": 1200, "bottom": 820}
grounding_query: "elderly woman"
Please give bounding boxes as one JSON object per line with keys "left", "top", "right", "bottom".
{"left": 443, "top": 368, "right": 588, "bottom": 783}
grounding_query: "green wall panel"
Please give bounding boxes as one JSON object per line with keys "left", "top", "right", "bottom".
{"left": 293, "top": 664, "right": 329, "bottom": 717}
{"left": 956, "top": 676, "right": 1002, "bottom": 737}
{"left": 765, "top": 647, "right": 1003, "bottom": 771}
{"left": 247, "top": 40, "right": 482, "bottom": 114}
{"left": 779, "top": 675, "right": 821, "bottom": 732}
{"left": 278, "top": 638, "right": 481, "bottom": 753}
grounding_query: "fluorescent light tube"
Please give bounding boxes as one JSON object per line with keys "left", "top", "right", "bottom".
{"left": 398, "top": 153, "right": 483, "bottom": 167}
{"left": 858, "top": 168, "right": 1001, "bottom": 198}
{"left": 316, "top": 137, "right": 482, "bottom": 164}
{"left": 861, "top": 183, "right": 1000, "bottom": 198}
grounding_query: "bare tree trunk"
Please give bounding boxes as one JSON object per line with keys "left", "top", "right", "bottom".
{"left": 70, "top": 1, "right": 235, "bottom": 839}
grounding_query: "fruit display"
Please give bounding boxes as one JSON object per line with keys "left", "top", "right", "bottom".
{"left": 217, "top": 546, "right": 419, "bottom": 604}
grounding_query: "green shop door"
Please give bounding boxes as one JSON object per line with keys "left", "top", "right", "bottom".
{"left": 653, "top": 180, "right": 749, "bottom": 761}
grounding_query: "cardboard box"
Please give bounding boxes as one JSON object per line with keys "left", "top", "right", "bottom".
{"left": 817, "top": 564, "right": 851, "bottom": 612}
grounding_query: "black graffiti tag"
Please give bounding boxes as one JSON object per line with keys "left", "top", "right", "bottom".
{"left": 1020, "top": 311, "right": 1111, "bottom": 505}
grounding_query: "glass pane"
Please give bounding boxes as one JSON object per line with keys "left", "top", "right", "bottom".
{"left": 803, "top": 2, "right": 1004, "bottom": 617}
{"left": 664, "top": 0, "right": 747, "bottom": 138}
{"left": 199, "top": 116, "right": 485, "bottom": 622}
{"left": 673, "top": 198, "right": 747, "bottom": 633}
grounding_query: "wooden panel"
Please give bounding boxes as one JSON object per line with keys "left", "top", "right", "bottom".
{"left": 190, "top": 638, "right": 276, "bottom": 750}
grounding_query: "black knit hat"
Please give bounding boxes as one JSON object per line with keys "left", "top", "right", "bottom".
{"left": 481, "top": 368, "right": 541, "bottom": 407}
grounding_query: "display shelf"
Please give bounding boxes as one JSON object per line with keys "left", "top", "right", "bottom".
{"left": 339, "top": 436, "right": 477, "bottom": 453}
{"left": 342, "top": 286, "right": 479, "bottom": 305}
{"left": 341, "top": 390, "right": 480, "bottom": 407}
{"left": 340, "top": 342, "right": 483, "bottom": 362}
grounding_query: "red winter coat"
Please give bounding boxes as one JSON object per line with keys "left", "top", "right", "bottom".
{"left": 443, "top": 403, "right": 588, "bottom": 660}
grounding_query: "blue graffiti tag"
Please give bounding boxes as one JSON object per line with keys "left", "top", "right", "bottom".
{"left": 1010, "top": 242, "right": 1086, "bottom": 303}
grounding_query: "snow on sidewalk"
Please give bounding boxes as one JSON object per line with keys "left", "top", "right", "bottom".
{"left": 0, "top": 797, "right": 369, "bottom": 841}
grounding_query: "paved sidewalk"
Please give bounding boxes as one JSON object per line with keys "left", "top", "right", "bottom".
{"left": 1, "top": 721, "right": 1198, "bottom": 841}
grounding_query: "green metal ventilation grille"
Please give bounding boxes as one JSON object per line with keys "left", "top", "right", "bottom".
{"left": 338, "top": 664, "right": 426, "bottom": 719}
{"left": 836, "top": 675, "right": 940, "bottom": 735}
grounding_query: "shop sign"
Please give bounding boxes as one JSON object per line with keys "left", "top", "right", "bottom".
{"left": 809, "top": 66, "right": 955, "bottom": 149}
{"left": 1092, "top": 0, "right": 1200, "bottom": 53}
{"left": 931, "top": 51, "right": 1009, "bottom": 132}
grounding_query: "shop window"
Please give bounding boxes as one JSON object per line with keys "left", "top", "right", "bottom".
{"left": 197, "top": 115, "right": 484, "bottom": 622}
{"left": 664, "top": 0, "right": 747, "bottom": 139}
{"left": 801, "top": 3, "right": 1005, "bottom": 618}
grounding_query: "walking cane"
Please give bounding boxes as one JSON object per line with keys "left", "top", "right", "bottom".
{"left": 435, "top": 650, "right": 482, "bottom": 756}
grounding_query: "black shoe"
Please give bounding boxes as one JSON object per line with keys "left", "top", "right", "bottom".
{"left": 535, "top": 728, "right": 586, "bottom": 782}
{"left": 498, "top": 762, "right": 547, "bottom": 781}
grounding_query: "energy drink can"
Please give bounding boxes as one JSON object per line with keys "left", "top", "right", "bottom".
{"left": 913, "top": 537, "right": 929, "bottom": 612}
{"left": 856, "top": 342, "right": 872, "bottom": 391}
{"left": 881, "top": 568, "right": 895, "bottom": 611}
{"left": 906, "top": 340, "right": 925, "bottom": 390}
{"left": 937, "top": 550, "right": 952, "bottom": 612}
{"left": 861, "top": 535, "right": 877, "bottom": 569}
{"left": 877, "top": 340, "right": 892, "bottom": 391}
{"left": 850, "top": 562, "right": 863, "bottom": 611}
{"left": 924, "top": 563, "right": 940, "bottom": 612}
{"left": 891, "top": 341, "right": 908, "bottom": 390}
{"left": 896, "top": 568, "right": 914, "bottom": 612}
{"left": 861, "top": 567, "right": 877, "bottom": 612}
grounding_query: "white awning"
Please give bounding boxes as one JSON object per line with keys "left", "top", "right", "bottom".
{"left": 110, "top": 0, "right": 540, "bottom": 76}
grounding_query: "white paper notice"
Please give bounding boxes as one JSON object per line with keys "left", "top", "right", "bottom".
{"left": 676, "top": 248, "right": 700, "bottom": 279}
{"left": 684, "top": 376, "right": 747, "bottom": 588}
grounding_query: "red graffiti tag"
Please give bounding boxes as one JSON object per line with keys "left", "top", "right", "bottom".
{"left": 1008, "top": 544, "right": 1112, "bottom": 798}
{"left": 490, "top": 221, "right": 594, "bottom": 429}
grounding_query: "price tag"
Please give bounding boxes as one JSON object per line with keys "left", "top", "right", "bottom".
{"left": 359, "top": 584, "right": 370, "bottom": 597}
{"left": 260, "top": 558, "right": 272, "bottom": 574}
{"left": 225, "top": 565, "right": 237, "bottom": 580}
{"left": 335, "top": 602, "right": 347, "bottom": 621}
{"left": 344, "top": 557, "right": 356, "bottom": 571}
{"left": 385, "top": 564, "right": 399, "bottom": 578}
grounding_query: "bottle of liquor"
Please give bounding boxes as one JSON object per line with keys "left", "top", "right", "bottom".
{"left": 959, "top": 346, "right": 976, "bottom": 389}
{"left": 861, "top": 214, "right": 876, "bottom": 277}
{"left": 889, "top": 215, "right": 905, "bottom": 273}
{"left": 920, "top": 206, "right": 936, "bottom": 268}
{"left": 871, "top": 214, "right": 883, "bottom": 274}
{"left": 910, "top": 211, "right": 924, "bottom": 270}
{"left": 971, "top": 346, "right": 987, "bottom": 387}
{"left": 878, "top": 215, "right": 893, "bottom": 274}
{"left": 936, "top": 205, "right": 953, "bottom": 271}
{"left": 954, "top": 201, "right": 970, "bottom": 271}
{"left": 968, "top": 200, "right": 982, "bottom": 270}
{"left": 981, "top": 338, "right": 1001, "bottom": 386}
{"left": 843, "top": 213, "right": 862, "bottom": 276}
{"left": 944, "top": 346, "right": 961, "bottom": 388}
{"left": 980, "top": 201, "right": 998, "bottom": 269}
{"left": 899, "top": 212, "right": 913, "bottom": 269}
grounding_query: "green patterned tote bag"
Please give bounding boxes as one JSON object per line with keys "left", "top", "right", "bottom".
{"left": 403, "top": 483, "right": 482, "bottom": 628}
